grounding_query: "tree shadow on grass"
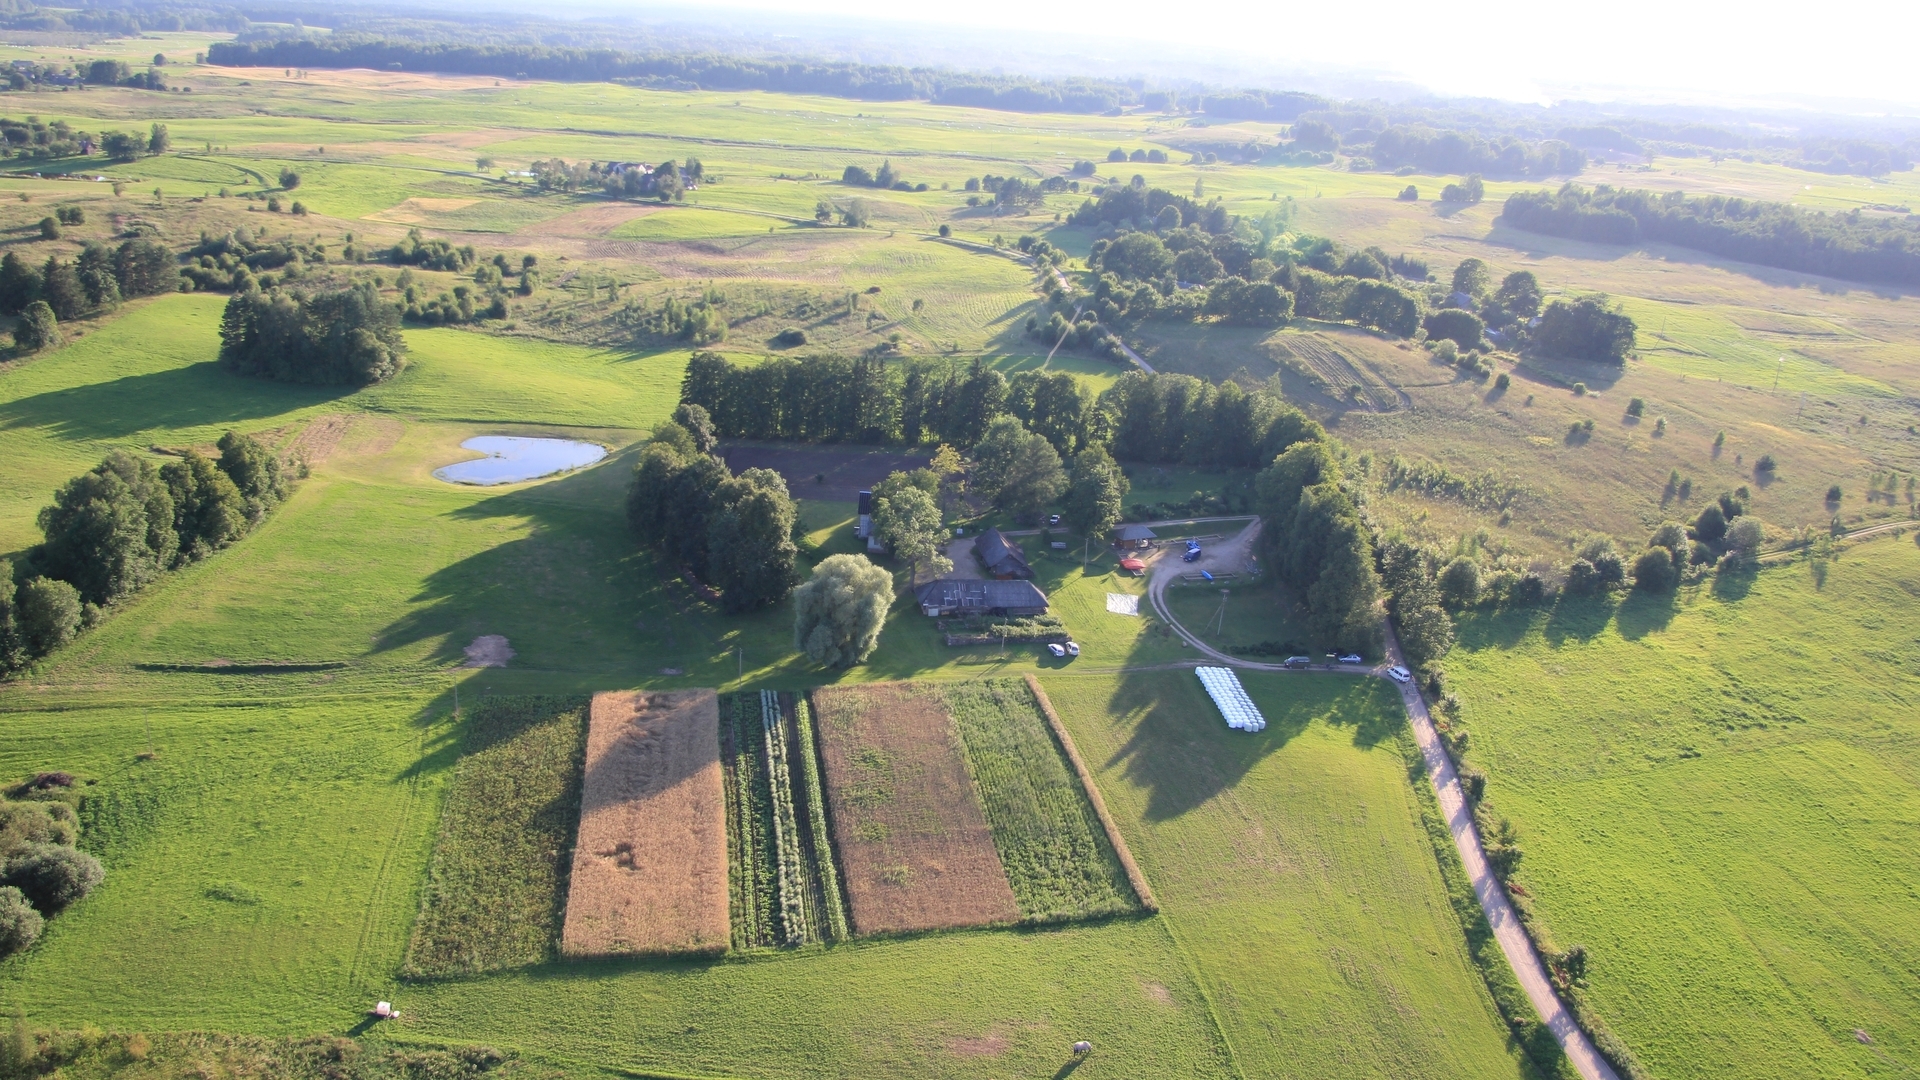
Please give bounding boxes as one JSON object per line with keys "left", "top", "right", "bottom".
{"left": 1710, "top": 561, "right": 1759, "bottom": 601}
{"left": 1614, "top": 588, "right": 1680, "bottom": 640}
{"left": 1542, "top": 592, "right": 1618, "bottom": 647}
{"left": 0, "top": 362, "right": 351, "bottom": 442}
{"left": 1451, "top": 606, "right": 1540, "bottom": 653}
{"left": 1097, "top": 665, "right": 1321, "bottom": 822}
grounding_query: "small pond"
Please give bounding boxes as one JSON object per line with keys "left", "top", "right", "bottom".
{"left": 433, "top": 436, "right": 607, "bottom": 486}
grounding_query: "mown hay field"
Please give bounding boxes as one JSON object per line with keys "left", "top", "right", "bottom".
{"left": 1040, "top": 670, "right": 1543, "bottom": 1080}
{"left": 810, "top": 682, "right": 1018, "bottom": 934}
{"left": 938, "top": 680, "right": 1140, "bottom": 922}
{"left": 405, "top": 696, "right": 587, "bottom": 976}
{"left": 561, "top": 690, "right": 728, "bottom": 956}
{"left": 1440, "top": 536, "right": 1920, "bottom": 1079}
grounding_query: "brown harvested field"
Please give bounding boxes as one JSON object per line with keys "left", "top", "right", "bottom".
{"left": 561, "top": 689, "right": 730, "bottom": 956}
{"left": 517, "top": 203, "right": 663, "bottom": 238}
{"left": 810, "top": 682, "right": 1018, "bottom": 934}
{"left": 719, "top": 442, "right": 930, "bottom": 503}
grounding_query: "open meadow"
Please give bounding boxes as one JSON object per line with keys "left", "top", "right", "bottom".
{"left": 1438, "top": 535, "right": 1920, "bottom": 1079}
{"left": 0, "top": 34, "right": 1914, "bottom": 1080}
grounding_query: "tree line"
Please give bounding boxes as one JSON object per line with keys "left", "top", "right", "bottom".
{"left": 678, "top": 351, "right": 1326, "bottom": 471}
{"left": 1365, "top": 126, "right": 1585, "bottom": 179}
{"left": 0, "top": 239, "right": 177, "bottom": 352}
{"left": 218, "top": 282, "right": 407, "bottom": 386}
{"left": 1501, "top": 184, "right": 1920, "bottom": 287}
{"left": 2, "top": 434, "right": 290, "bottom": 676}
{"left": 625, "top": 405, "right": 799, "bottom": 613}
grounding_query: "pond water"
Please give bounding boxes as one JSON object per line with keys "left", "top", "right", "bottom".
{"left": 433, "top": 436, "right": 607, "bottom": 486}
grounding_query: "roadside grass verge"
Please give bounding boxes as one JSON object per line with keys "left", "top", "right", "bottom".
{"left": 940, "top": 679, "right": 1139, "bottom": 922}
{"left": 403, "top": 696, "right": 587, "bottom": 977}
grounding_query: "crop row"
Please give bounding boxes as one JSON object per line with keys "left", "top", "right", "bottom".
{"left": 721, "top": 693, "right": 779, "bottom": 949}
{"left": 759, "top": 690, "right": 814, "bottom": 945}
{"left": 792, "top": 695, "right": 851, "bottom": 941}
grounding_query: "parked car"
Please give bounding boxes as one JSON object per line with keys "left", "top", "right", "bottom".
{"left": 1283, "top": 655, "right": 1311, "bottom": 667}
{"left": 1387, "top": 665, "right": 1412, "bottom": 683}
{"left": 1338, "top": 654, "right": 1363, "bottom": 665}
{"left": 1182, "top": 546, "right": 1202, "bottom": 562}
{"left": 1046, "top": 643, "right": 1067, "bottom": 657}
{"left": 1048, "top": 514, "right": 1061, "bottom": 525}
{"left": 1065, "top": 642, "right": 1080, "bottom": 657}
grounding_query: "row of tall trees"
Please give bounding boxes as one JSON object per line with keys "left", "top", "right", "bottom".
{"left": 1253, "top": 440, "right": 1380, "bottom": 655}
{"left": 1502, "top": 183, "right": 1920, "bottom": 287}
{"left": 678, "top": 353, "right": 1323, "bottom": 471}
{"left": 3, "top": 434, "right": 289, "bottom": 676}
{"left": 218, "top": 283, "right": 406, "bottom": 386}
{"left": 625, "top": 405, "right": 799, "bottom": 612}
{"left": 0, "top": 239, "right": 177, "bottom": 347}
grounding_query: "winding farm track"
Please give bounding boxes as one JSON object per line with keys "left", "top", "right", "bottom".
{"left": 1143, "top": 520, "right": 1622, "bottom": 1080}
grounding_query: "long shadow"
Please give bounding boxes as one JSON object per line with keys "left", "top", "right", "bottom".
{"left": 1614, "top": 587, "right": 1679, "bottom": 640}
{"left": 1098, "top": 662, "right": 1325, "bottom": 822}
{"left": 1542, "top": 592, "right": 1618, "bottom": 647}
{"left": 0, "top": 362, "right": 350, "bottom": 441}
{"left": 1710, "top": 561, "right": 1758, "bottom": 601}
{"left": 1451, "top": 606, "right": 1540, "bottom": 653}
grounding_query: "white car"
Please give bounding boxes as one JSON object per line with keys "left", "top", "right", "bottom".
{"left": 1047, "top": 643, "right": 1067, "bottom": 657}
{"left": 1387, "top": 665, "right": 1412, "bottom": 683}
{"left": 1338, "top": 654, "right": 1363, "bottom": 665}
{"left": 1065, "top": 642, "right": 1080, "bottom": 657}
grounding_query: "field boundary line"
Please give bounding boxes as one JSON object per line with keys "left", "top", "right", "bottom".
{"left": 1021, "top": 674, "right": 1156, "bottom": 912}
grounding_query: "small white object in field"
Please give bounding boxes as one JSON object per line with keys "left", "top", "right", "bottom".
{"left": 1105, "top": 593, "right": 1139, "bottom": 616}
{"left": 374, "top": 1002, "right": 393, "bottom": 1017}
{"left": 1072, "top": 1040, "right": 1092, "bottom": 1055}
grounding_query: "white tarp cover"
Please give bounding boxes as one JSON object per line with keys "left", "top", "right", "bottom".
{"left": 1196, "top": 666, "right": 1267, "bottom": 732}
{"left": 1105, "top": 592, "right": 1141, "bottom": 616}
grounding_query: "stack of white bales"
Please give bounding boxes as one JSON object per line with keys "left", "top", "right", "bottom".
{"left": 1196, "top": 667, "right": 1266, "bottom": 732}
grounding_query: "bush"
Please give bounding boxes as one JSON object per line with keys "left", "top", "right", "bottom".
{"left": 1631, "top": 546, "right": 1679, "bottom": 592}
{"left": 773, "top": 327, "right": 807, "bottom": 347}
{"left": 3, "top": 843, "right": 103, "bottom": 913}
{"left": 1626, "top": 397, "right": 1645, "bottom": 417}
{"left": 0, "top": 887, "right": 41, "bottom": 957}
{"left": 1398, "top": 185, "right": 1418, "bottom": 201}
{"left": 15, "top": 578, "right": 80, "bottom": 658}
{"left": 1494, "top": 372, "right": 1511, "bottom": 391}
{"left": 37, "top": 217, "right": 58, "bottom": 240}
{"left": 937, "top": 223, "right": 951, "bottom": 237}
{"left": 14, "top": 300, "right": 60, "bottom": 353}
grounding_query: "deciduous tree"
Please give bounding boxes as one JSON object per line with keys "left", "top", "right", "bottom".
{"left": 792, "top": 554, "right": 892, "bottom": 667}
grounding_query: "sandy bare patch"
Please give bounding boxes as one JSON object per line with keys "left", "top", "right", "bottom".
{"left": 368, "top": 197, "right": 482, "bottom": 225}
{"left": 811, "top": 682, "right": 1017, "bottom": 935}
{"left": 517, "top": 202, "right": 661, "bottom": 238}
{"left": 949, "top": 1033, "right": 1009, "bottom": 1058}
{"left": 1144, "top": 982, "right": 1175, "bottom": 1006}
{"left": 462, "top": 635, "right": 514, "bottom": 668}
{"left": 562, "top": 690, "right": 729, "bottom": 956}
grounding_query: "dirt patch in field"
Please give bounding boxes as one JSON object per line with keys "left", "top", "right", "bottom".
{"left": 720, "top": 443, "right": 930, "bottom": 503}
{"left": 949, "top": 1033, "right": 1009, "bottom": 1058}
{"left": 462, "top": 635, "right": 514, "bottom": 668}
{"left": 562, "top": 689, "right": 729, "bottom": 956}
{"left": 368, "top": 197, "right": 481, "bottom": 225}
{"left": 811, "top": 682, "right": 1017, "bottom": 935}
{"left": 288, "top": 413, "right": 353, "bottom": 466}
{"left": 517, "top": 202, "right": 661, "bottom": 238}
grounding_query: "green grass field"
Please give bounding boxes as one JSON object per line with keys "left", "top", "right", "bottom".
{"left": 403, "top": 696, "right": 587, "bottom": 977}
{"left": 1041, "top": 670, "right": 1545, "bottom": 1079}
{"left": 1, "top": 43, "right": 1918, "bottom": 1080}
{"left": 1440, "top": 536, "right": 1920, "bottom": 1079}
{"left": 941, "top": 679, "right": 1138, "bottom": 922}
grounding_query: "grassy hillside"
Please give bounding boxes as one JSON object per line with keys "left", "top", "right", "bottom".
{"left": 1441, "top": 535, "right": 1920, "bottom": 1079}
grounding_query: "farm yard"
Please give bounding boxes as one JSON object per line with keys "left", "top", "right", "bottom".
{"left": 0, "top": 25, "right": 1913, "bottom": 1080}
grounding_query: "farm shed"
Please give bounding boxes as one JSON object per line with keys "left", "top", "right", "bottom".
{"left": 1114, "top": 524, "right": 1157, "bottom": 550}
{"left": 975, "top": 528, "right": 1034, "bottom": 579}
{"left": 916, "top": 578, "right": 1049, "bottom": 617}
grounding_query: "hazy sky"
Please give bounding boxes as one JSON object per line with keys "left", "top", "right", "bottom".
{"left": 692, "top": 0, "right": 1920, "bottom": 110}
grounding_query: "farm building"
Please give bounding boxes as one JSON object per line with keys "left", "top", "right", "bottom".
{"left": 975, "top": 528, "right": 1033, "bottom": 579}
{"left": 1114, "top": 524, "right": 1157, "bottom": 550}
{"left": 915, "top": 579, "right": 1049, "bottom": 617}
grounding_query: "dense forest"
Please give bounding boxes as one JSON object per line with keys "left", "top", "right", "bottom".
{"left": 208, "top": 38, "right": 1141, "bottom": 114}
{"left": 1501, "top": 184, "right": 1920, "bottom": 287}
{"left": 1365, "top": 126, "right": 1585, "bottom": 178}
